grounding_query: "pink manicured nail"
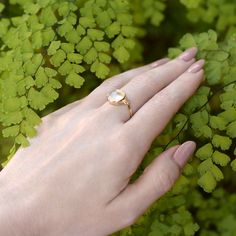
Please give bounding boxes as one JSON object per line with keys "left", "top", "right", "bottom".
{"left": 187, "top": 59, "right": 205, "bottom": 73}
{"left": 178, "top": 47, "right": 198, "bottom": 61}
{"left": 172, "top": 141, "right": 196, "bottom": 168}
{"left": 150, "top": 58, "right": 170, "bottom": 68}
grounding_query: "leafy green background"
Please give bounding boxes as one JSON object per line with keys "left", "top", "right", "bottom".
{"left": 0, "top": 0, "right": 236, "bottom": 235}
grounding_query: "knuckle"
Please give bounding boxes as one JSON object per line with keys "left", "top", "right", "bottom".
{"left": 101, "top": 76, "right": 116, "bottom": 87}
{"left": 145, "top": 70, "right": 156, "bottom": 81}
{"left": 158, "top": 87, "right": 183, "bottom": 106}
{"left": 167, "top": 59, "right": 188, "bottom": 75}
{"left": 110, "top": 131, "right": 140, "bottom": 174}
{"left": 76, "top": 111, "right": 99, "bottom": 131}
{"left": 111, "top": 130, "right": 131, "bottom": 157}
{"left": 134, "top": 70, "right": 152, "bottom": 82}
{"left": 172, "top": 58, "right": 188, "bottom": 68}
{"left": 143, "top": 71, "right": 162, "bottom": 89}
{"left": 102, "top": 79, "right": 111, "bottom": 87}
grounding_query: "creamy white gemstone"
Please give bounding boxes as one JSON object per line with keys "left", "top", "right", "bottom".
{"left": 108, "top": 89, "right": 125, "bottom": 103}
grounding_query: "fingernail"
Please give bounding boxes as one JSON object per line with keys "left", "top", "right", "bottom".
{"left": 172, "top": 141, "right": 196, "bottom": 168}
{"left": 187, "top": 59, "right": 205, "bottom": 73}
{"left": 150, "top": 58, "right": 170, "bottom": 68}
{"left": 178, "top": 47, "right": 198, "bottom": 61}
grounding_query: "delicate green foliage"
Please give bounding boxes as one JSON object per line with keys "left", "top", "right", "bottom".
{"left": 173, "top": 113, "right": 188, "bottom": 132}
{"left": 209, "top": 115, "right": 227, "bottom": 131}
{"left": 218, "top": 107, "right": 236, "bottom": 122}
{"left": 67, "top": 53, "right": 83, "bottom": 64}
{"left": 198, "top": 158, "right": 214, "bottom": 176}
{"left": 231, "top": 159, "right": 236, "bottom": 171}
{"left": 50, "top": 49, "right": 67, "bottom": 67}
{"left": 148, "top": 206, "right": 199, "bottom": 236}
{"left": 212, "top": 151, "right": 230, "bottom": 167}
{"left": 212, "top": 134, "right": 232, "bottom": 151}
{"left": 2, "top": 125, "right": 20, "bottom": 138}
{"left": 48, "top": 41, "right": 61, "bottom": 56}
{"left": 205, "top": 61, "right": 222, "bottom": 85}
{"left": 105, "top": 22, "right": 120, "bottom": 38}
{"left": 142, "top": 0, "right": 166, "bottom": 26}
{"left": 195, "top": 143, "right": 213, "bottom": 160}
{"left": 189, "top": 110, "right": 212, "bottom": 138}
{"left": 23, "top": 107, "right": 42, "bottom": 126}
{"left": 28, "top": 87, "right": 50, "bottom": 110}
{"left": 210, "top": 165, "right": 224, "bottom": 182}
{"left": 20, "top": 120, "right": 37, "bottom": 138}
{"left": 94, "top": 41, "right": 110, "bottom": 52}
{"left": 180, "top": 0, "right": 236, "bottom": 34}
{"left": 91, "top": 60, "right": 110, "bottom": 79}
{"left": 170, "top": 29, "right": 236, "bottom": 195}
{"left": 113, "top": 46, "right": 130, "bottom": 63}
{"left": 226, "top": 121, "right": 236, "bottom": 138}
{"left": 35, "top": 67, "right": 48, "bottom": 88}
{"left": 197, "top": 157, "right": 224, "bottom": 192}
{"left": 0, "top": 3, "right": 5, "bottom": 13}
{"left": 83, "top": 47, "right": 97, "bottom": 64}
{"left": 15, "top": 133, "right": 29, "bottom": 147}
{"left": 198, "top": 171, "right": 217, "bottom": 193}
{"left": 1, "top": 1, "right": 236, "bottom": 236}
{"left": 66, "top": 72, "right": 85, "bottom": 88}
{"left": 180, "top": 0, "right": 201, "bottom": 9}
{"left": 87, "top": 29, "right": 104, "bottom": 41}
{"left": 76, "top": 36, "right": 93, "bottom": 54}
{"left": 0, "top": 0, "right": 137, "bottom": 158}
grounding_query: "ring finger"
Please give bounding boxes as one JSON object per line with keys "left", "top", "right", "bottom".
{"left": 84, "top": 58, "right": 170, "bottom": 108}
{"left": 101, "top": 47, "right": 198, "bottom": 122}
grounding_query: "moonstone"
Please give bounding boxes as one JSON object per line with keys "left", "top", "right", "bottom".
{"left": 108, "top": 89, "right": 125, "bottom": 103}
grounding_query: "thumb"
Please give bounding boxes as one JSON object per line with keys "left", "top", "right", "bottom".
{"left": 107, "top": 141, "right": 196, "bottom": 228}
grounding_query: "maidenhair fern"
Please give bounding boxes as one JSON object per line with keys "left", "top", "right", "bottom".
{"left": 1, "top": 0, "right": 236, "bottom": 236}
{"left": 180, "top": 0, "right": 236, "bottom": 37}
{"left": 0, "top": 0, "right": 137, "bottom": 151}
{"left": 167, "top": 30, "right": 236, "bottom": 193}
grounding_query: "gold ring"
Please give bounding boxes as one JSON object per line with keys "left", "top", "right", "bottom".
{"left": 107, "top": 89, "right": 133, "bottom": 118}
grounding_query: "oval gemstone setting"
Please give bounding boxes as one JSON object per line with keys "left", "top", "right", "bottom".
{"left": 108, "top": 89, "right": 126, "bottom": 103}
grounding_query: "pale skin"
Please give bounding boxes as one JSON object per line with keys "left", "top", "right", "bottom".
{"left": 0, "top": 47, "right": 205, "bottom": 236}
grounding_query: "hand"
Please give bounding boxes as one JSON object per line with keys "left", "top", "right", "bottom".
{"left": 0, "top": 47, "right": 204, "bottom": 236}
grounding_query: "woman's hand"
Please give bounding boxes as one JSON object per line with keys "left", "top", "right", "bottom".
{"left": 0, "top": 47, "right": 204, "bottom": 236}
